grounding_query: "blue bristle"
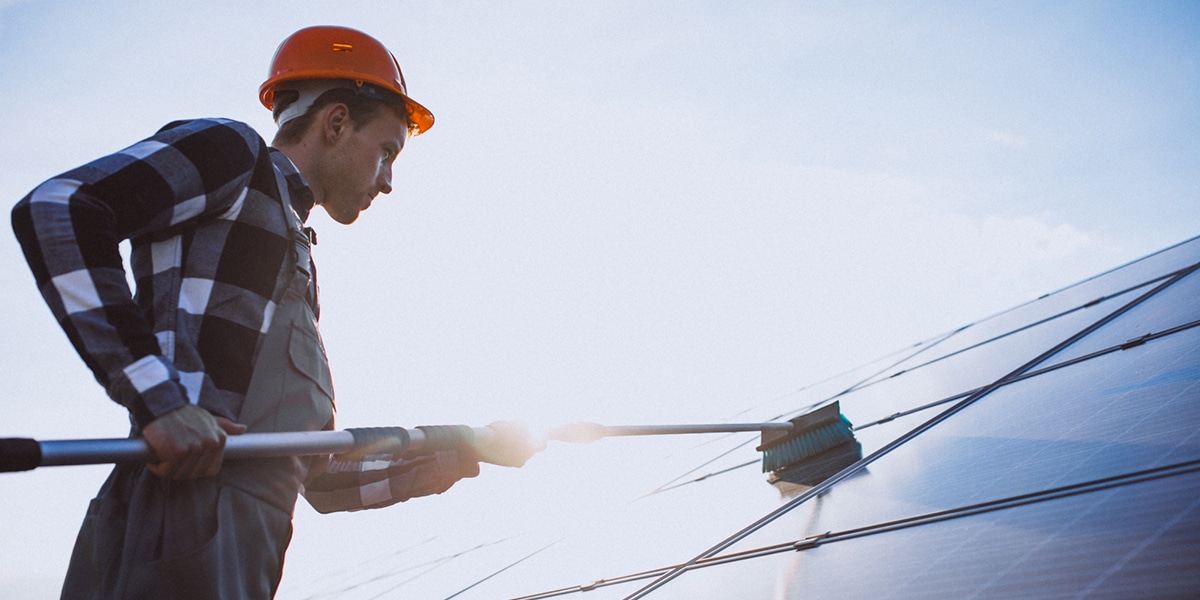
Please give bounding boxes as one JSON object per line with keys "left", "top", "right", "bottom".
{"left": 762, "top": 415, "right": 856, "bottom": 473}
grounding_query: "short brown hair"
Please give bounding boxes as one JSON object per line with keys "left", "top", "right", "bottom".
{"left": 272, "top": 87, "right": 412, "bottom": 146}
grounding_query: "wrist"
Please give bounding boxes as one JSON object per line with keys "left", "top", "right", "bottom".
{"left": 111, "top": 355, "right": 189, "bottom": 429}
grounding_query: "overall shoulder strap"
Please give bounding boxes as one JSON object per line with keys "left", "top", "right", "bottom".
{"left": 271, "top": 165, "right": 319, "bottom": 315}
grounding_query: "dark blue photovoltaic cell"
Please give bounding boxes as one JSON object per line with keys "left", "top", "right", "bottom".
{"left": 1042, "top": 266, "right": 1200, "bottom": 368}
{"left": 759, "top": 470, "right": 1200, "bottom": 599}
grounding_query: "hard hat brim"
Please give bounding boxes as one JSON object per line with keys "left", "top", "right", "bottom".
{"left": 260, "top": 73, "right": 434, "bottom": 135}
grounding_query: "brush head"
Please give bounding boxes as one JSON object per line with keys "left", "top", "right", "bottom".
{"left": 758, "top": 402, "right": 861, "bottom": 485}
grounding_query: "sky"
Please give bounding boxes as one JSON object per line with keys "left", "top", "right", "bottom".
{"left": 0, "top": 1, "right": 1197, "bottom": 598}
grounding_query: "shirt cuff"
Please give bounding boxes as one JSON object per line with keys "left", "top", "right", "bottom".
{"left": 111, "top": 354, "right": 190, "bottom": 428}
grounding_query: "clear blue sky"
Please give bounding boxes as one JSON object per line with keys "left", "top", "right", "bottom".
{"left": 1, "top": 1, "right": 1197, "bottom": 597}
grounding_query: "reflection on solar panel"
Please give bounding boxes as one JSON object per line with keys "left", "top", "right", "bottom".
{"left": 307, "top": 236, "right": 1200, "bottom": 599}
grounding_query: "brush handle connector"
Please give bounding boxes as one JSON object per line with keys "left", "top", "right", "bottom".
{"left": 758, "top": 402, "right": 845, "bottom": 450}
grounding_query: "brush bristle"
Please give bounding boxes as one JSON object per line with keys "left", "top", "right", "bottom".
{"left": 761, "top": 415, "right": 856, "bottom": 473}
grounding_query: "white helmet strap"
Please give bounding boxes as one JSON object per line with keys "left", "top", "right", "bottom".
{"left": 274, "top": 79, "right": 359, "bottom": 127}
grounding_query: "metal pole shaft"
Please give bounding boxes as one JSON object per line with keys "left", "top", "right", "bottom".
{"left": 601, "top": 423, "right": 794, "bottom": 436}
{"left": 36, "top": 430, "right": 367, "bottom": 467}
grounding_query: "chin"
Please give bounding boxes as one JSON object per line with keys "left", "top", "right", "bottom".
{"left": 323, "top": 205, "right": 361, "bottom": 225}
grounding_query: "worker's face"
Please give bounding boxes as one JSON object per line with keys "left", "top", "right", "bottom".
{"left": 317, "top": 107, "right": 408, "bottom": 225}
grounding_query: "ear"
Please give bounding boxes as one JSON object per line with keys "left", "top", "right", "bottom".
{"left": 320, "top": 103, "right": 352, "bottom": 144}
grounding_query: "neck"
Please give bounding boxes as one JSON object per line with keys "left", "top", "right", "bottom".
{"left": 272, "top": 138, "right": 324, "bottom": 206}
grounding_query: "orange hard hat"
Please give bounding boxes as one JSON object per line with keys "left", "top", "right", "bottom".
{"left": 260, "top": 26, "right": 434, "bottom": 135}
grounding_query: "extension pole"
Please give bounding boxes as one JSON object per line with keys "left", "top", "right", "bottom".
{"left": 2, "top": 421, "right": 795, "bottom": 472}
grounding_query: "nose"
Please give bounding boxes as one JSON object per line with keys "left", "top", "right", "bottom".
{"left": 377, "top": 163, "right": 393, "bottom": 196}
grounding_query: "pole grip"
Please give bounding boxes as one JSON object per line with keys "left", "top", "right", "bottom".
{"left": 414, "top": 425, "right": 477, "bottom": 452}
{"left": 0, "top": 438, "right": 42, "bottom": 472}
{"left": 343, "top": 426, "right": 413, "bottom": 459}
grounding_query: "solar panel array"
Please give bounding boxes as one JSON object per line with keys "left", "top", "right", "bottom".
{"left": 299, "top": 235, "right": 1200, "bottom": 599}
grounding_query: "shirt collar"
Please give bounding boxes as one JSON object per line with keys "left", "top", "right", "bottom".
{"left": 269, "top": 148, "right": 316, "bottom": 222}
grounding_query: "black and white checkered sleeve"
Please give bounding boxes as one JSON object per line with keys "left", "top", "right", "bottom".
{"left": 11, "top": 119, "right": 264, "bottom": 426}
{"left": 302, "top": 451, "right": 482, "bottom": 513}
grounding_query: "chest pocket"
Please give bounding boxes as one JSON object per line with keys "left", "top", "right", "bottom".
{"left": 287, "top": 322, "right": 334, "bottom": 401}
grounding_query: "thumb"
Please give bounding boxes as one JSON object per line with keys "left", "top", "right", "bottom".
{"left": 216, "top": 417, "right": 248, "bottom": 435}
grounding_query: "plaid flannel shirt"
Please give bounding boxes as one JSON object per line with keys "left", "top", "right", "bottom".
{"left": 12, "top": 118, "right": 476, "bottom": 510}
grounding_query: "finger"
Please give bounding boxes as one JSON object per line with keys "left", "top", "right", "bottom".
{"left": 148, "top": 442, "right": 184, "bottom": 479}
{"left": 147, "top": 460, "right": 173, "bottom": 479}
{"left": 215, "top": 417, "right": 247, "bottom": 435}
{"left": 171, "top": 446, "right": 205, "bottom": 480}
{"left": 206, "top": 430, "right": 229, "bottom": 477}
{"left": 164, "top": 428, "right": 215, "bottom": 480}
{"left": 185, "top": 449, "right": 223, "bottom": 480}
{"left": 191, "top": 433, "right": 227, "bottom": 480}
{"left": 201, "top": 450, "right": 224, "bottom": 478}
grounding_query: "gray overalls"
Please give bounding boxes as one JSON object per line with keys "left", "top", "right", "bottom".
{"left": 61, "top": 166, "right": 332, "bottom": 600}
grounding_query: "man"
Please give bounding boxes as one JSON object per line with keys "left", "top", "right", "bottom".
{"left": 12, "top": 26, "right": 537, "bottom": 599}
